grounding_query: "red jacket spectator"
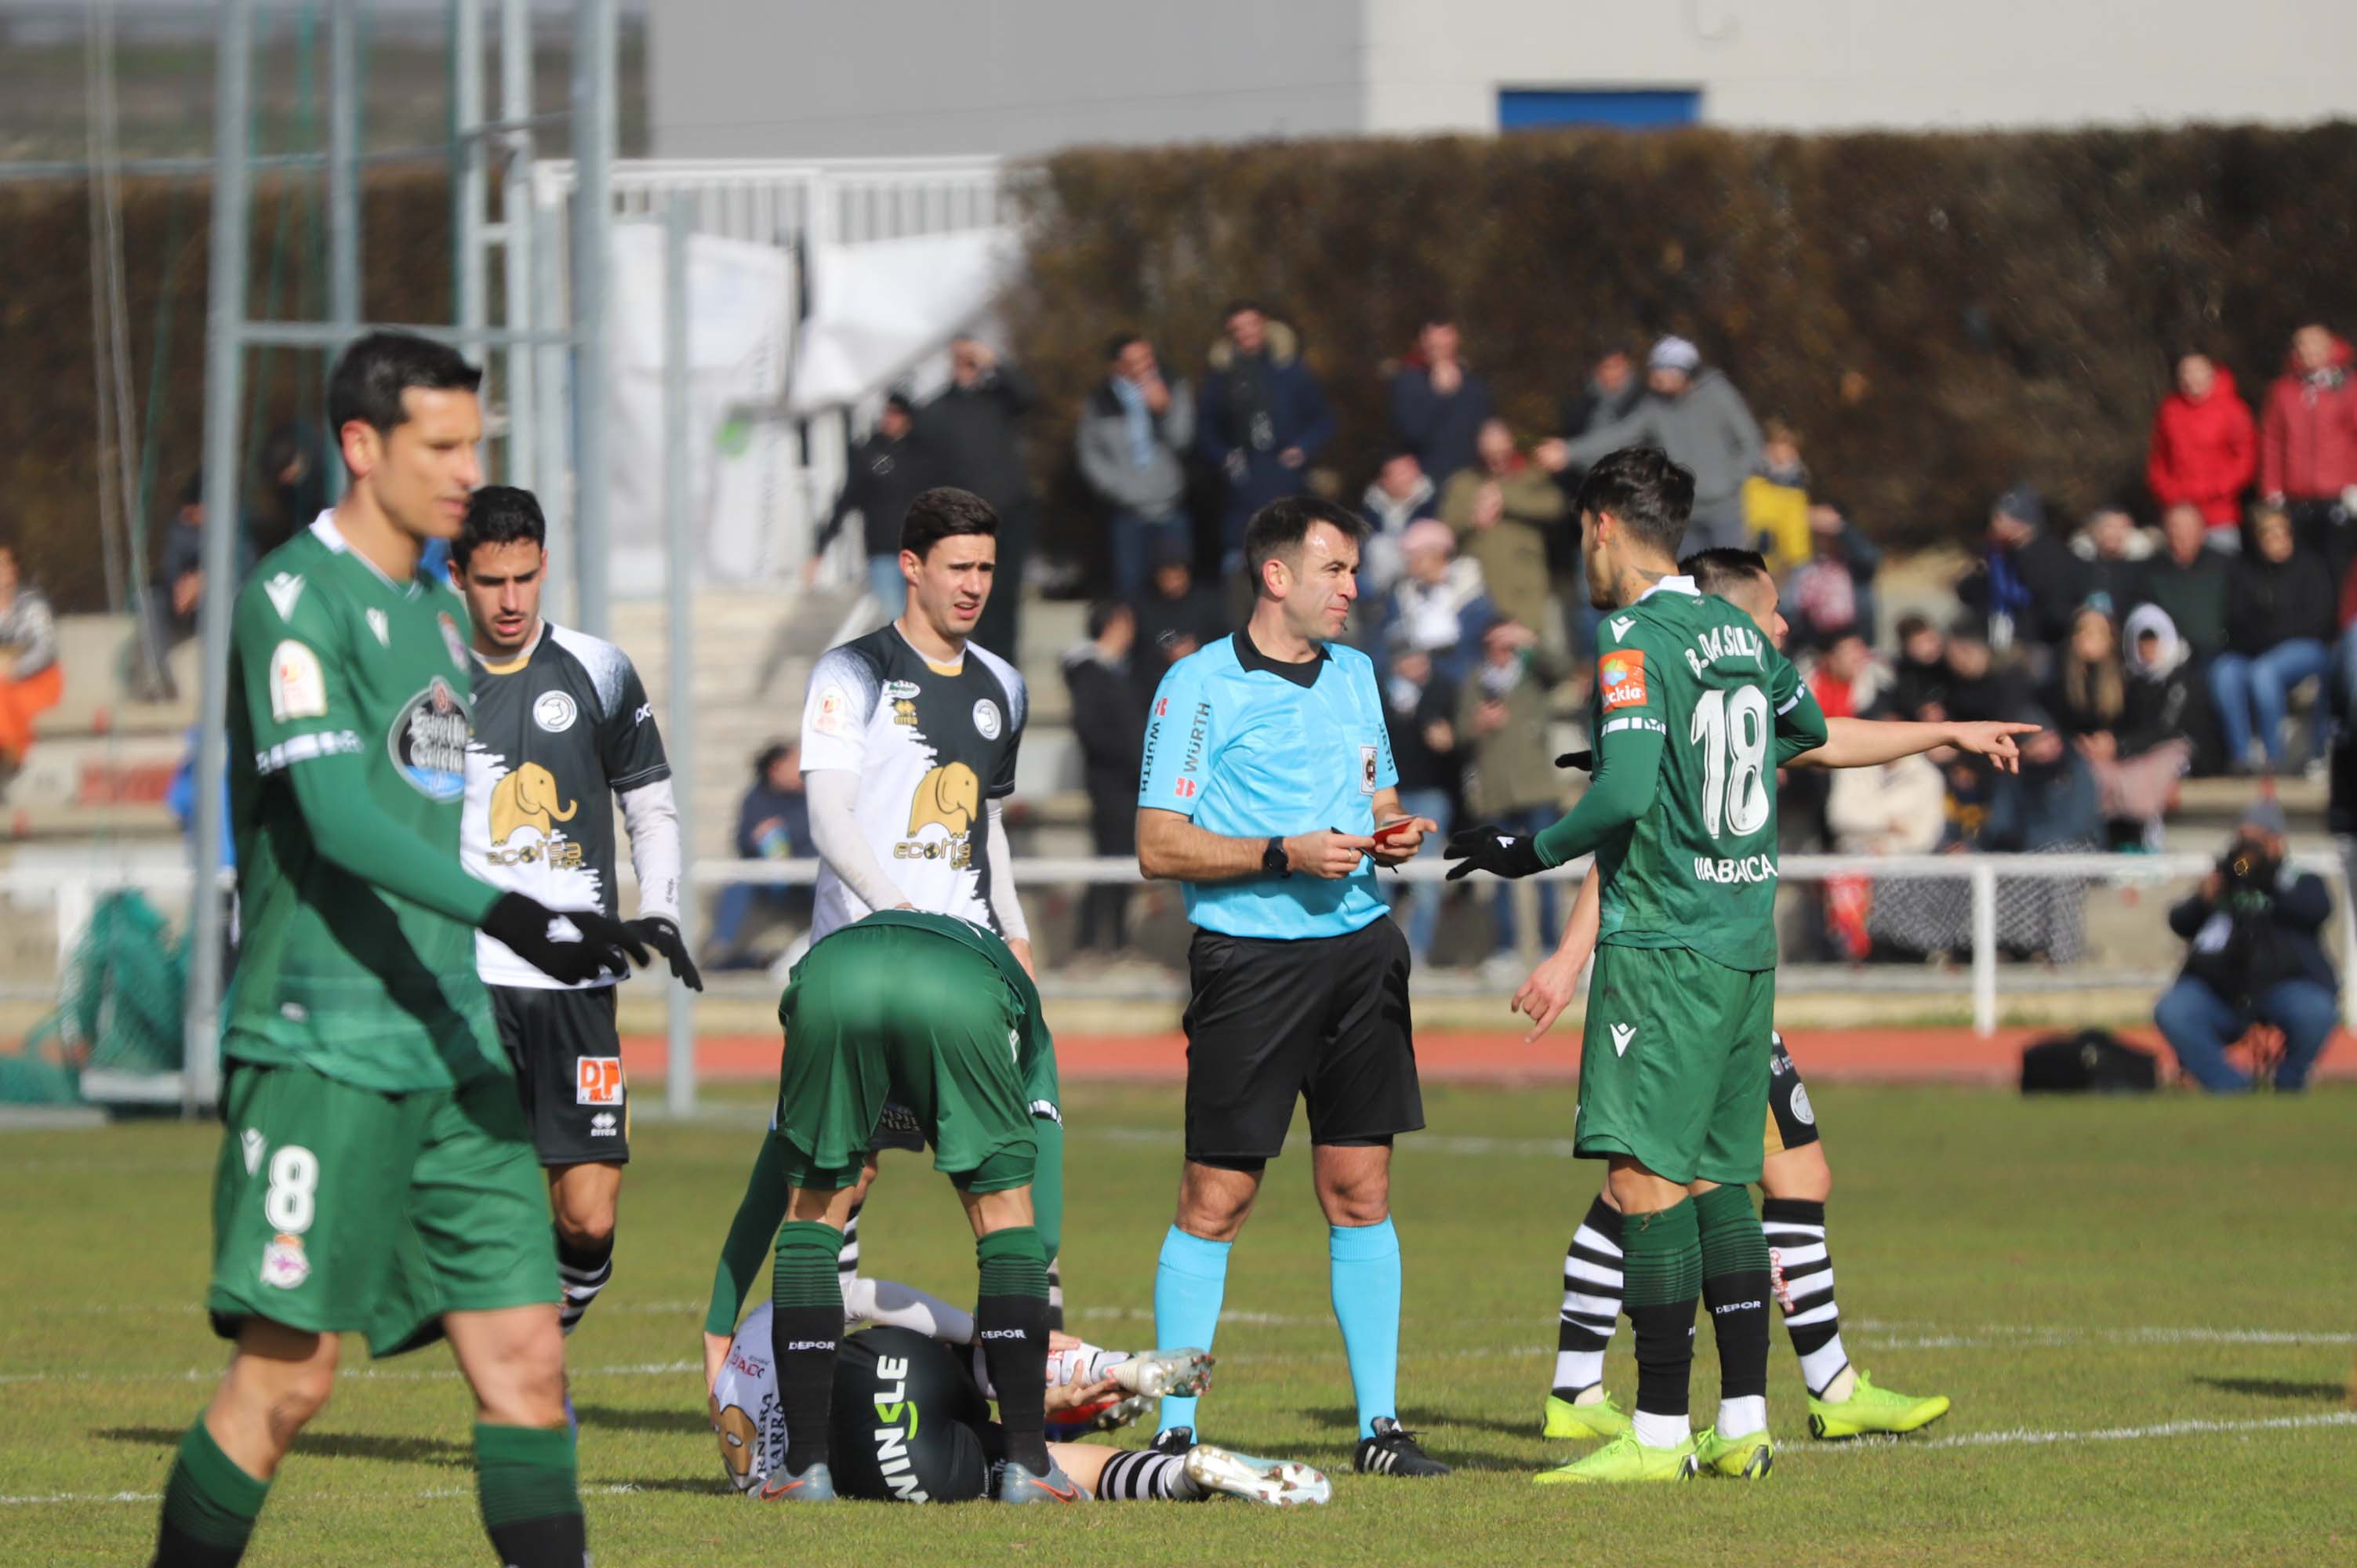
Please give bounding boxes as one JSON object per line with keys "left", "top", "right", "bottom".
{"left": 2147, "top": 356, "right": 2255, "bottom": 532}
{"left": 2260, "top": 329, "right": 2357, "bottom": 503}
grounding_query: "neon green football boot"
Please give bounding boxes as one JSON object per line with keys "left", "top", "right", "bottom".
{"left": 1534, "top": 1429, "right": 1698, "bottom": 1485}
{"left": 1693, "top": 1425, "right": 1775, "bottom": 1479}
{"left": 1542, "top": 1391, "right": 1631, "bottom": 1441}
{"left": 1807, "top": 1371, "right": 1951, "bottom": 1439}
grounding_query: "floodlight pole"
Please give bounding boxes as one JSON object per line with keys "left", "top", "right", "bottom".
{"left": 662, "top": 196, "right": 698, "bottom": 1116}
{"left": 187, "top": 0, "right": 255, "bottom": 1116}
{"left": 325, "top": 0, "right": 359, "bottom": 505}
{"left": 569, "top": 0, "right": 616, "bottom": 635}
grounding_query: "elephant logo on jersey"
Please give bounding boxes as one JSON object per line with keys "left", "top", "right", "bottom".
{"left": 899, "top": 761, "right": 979, "bottom": 869}
{"left": 712, "top": 1396, "right": 760, "bottom": 1490}
{"left": 488, "top": 761, "right": 581, "bottom": 867}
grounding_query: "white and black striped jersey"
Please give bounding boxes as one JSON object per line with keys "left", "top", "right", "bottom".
{"left": 799, "top": 623, "right": 1026, "bottom": 942}
{"left": 463, "top": 620, "right": 672, "bottom": 989}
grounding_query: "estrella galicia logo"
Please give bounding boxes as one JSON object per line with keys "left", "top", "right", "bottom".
{"left": 390, "top": 676, "right": 471, "bottom": 800}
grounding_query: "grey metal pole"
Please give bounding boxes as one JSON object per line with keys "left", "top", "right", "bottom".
{"left": 662, "top": 197, "right": 697, "bottom": 1116}
{"left": 568, "top": 0, "right": 616, "bottom": 635}
{"left": 452, "top": 0, "right": 488, "bottom": 347}
{"left": 499, "top": 0, "right": 536, "bottom": 495}
{"left": 325, "top": 0, "right": 359, "bottom": 507}
{"left": 532, "top": 183, "right": 573, "bottom": 625}
{"left": 187, "top": 0, "right": 256, "bottom": 1116}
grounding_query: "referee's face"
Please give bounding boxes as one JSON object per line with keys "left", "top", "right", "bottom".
{"left": 1278, "top": 521, "right": 1360, "bottom": 642}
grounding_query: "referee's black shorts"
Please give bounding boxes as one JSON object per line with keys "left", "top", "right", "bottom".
{"left": 1182, "top": 914, "right": 1422, "bottom": 1167}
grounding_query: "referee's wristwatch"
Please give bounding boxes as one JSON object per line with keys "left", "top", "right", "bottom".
{"left": 1262, "top": 835, "right": 1291, "bottom": 878}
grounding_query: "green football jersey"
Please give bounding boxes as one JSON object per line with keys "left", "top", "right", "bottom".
{"left": 1587, "top": 579, "right": 1826, "bottom": 972}
{"left": 223, "top": 515, "right": 506, "bottom": 1093}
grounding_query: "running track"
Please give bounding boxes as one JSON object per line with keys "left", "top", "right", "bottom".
{"left": 619, "top": 1026, "right": 2356, "bottom": 1087}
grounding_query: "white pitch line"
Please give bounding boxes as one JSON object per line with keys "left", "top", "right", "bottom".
{"left": 1798, "top": 1410, "right": 2357, "bottom": 1455}
{"left": 6, "top": 1414, "right": 2353, "bottom": 1508}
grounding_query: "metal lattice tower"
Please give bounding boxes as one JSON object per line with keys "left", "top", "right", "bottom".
{"left": 186, "top": 0, "right": 620, "bottom": 1112}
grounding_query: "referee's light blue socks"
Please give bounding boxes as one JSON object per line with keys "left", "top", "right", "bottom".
{"left": 1329, "top": 1217, "right": 1402, "bottom": 1440}
{"left": 1153, "top": 1226, "right": 1232, "bottom": 1436}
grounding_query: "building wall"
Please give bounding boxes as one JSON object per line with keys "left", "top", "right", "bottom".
{"left": 1363, "top": 0, "right": 2357, "bottom": 135}
{"left": 648, "top": 0, "right": 1365, "bottom": 159}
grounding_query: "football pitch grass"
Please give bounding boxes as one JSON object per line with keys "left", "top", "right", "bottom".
{"left": 2, "top": 1080, "right": 2351, "bottom": 1566}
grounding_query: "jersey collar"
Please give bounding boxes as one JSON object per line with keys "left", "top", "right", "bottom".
{"left": 1233, "top": 626, "right": 1327, "bottom": 689}
{"left": 1635, "top": 575, "right": 1701, "bottom": 604}
{"left": 309, "top": 510, "right": 424, "bottom": 598}
{"left": 891, "top": 621, "right": 965, "bottom": 677}
{"left": 473, "top": 618, "right": 546, "bottom": 675}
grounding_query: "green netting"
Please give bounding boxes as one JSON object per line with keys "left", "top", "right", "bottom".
{"left": 2, "top": 891, "right": 191, "bottom": 1104}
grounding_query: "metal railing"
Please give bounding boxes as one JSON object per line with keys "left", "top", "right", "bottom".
{"left": 18, "top": 851, "right": 2345, "bottom": 1094}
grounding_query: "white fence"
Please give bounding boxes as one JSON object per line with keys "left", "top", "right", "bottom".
{"left": 10, "top": 852, "right": 2349, "bottom": 1087}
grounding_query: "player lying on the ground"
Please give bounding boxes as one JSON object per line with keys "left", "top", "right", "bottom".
{"left": 714, "top": 1316, "right": 1330, "bottom": 1504}
{"left": 756, "top": 907, "right": 1072, "bottom": 1502}
{"left": 1510, "top": 546, "right": 1998, "bottom": 1466}
{"left": 703, "top": 1236, "right": 1195, "bottom": 1438}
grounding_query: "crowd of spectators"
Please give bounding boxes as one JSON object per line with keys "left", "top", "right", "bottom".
{"left": 779, "top": 309, "right": 2357, "bottom": 985}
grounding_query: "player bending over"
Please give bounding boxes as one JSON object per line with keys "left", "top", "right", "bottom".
{"left": 150, "top": 333, "right": 648, "bottom": 1568}
{"left": 756, "top": 909, "right": 1073, "bottom": 1502}
{"left": 714, "top": 1315, "right": 1329, "bottom": 1504}
{"left": 1513, "top": 546, "right": 2020, "bottom": 1464}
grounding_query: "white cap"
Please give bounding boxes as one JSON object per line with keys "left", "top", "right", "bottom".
{"left": 1648, "top": 335, "right": 1701, "bottom": 373}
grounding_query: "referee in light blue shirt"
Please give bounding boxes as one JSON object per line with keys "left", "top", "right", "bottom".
{"left": 1135, "top": 495, "right": 1449, "bottom": 1478}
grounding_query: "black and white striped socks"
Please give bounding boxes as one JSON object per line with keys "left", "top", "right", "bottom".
{"left": 1761, "top": 1198, "right": 1850, "bottom": 1397}
{"left": 555, "top": 1229, "right": 613, "bottom": 1336}
{"left": 1551, "top": 1195, "right": 1625, "bottom": 1397}
{"left": 1095, "top": 1450, "right": 1204, "bottom": 1501}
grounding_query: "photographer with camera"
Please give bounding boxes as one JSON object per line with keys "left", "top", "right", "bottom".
{"left": 2152, "top": 799, "right": 2338, "bottom": 1091}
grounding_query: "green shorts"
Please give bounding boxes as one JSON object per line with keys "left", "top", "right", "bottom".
{"left": 1574, "top": 944, "right": 1775, "bottom": 1187}
{"left": 774, "top": 925, "right": 1038, "bottom": 1192}
{"left": 207, "top": 1058, "right": 559, "bottom": 1357}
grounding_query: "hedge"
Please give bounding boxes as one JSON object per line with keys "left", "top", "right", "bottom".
{"left": 0, "top": 172, "right": 451, "bottom": 612}
{"left": 1006, "top": 122, "right": 2357, "bottom": 563}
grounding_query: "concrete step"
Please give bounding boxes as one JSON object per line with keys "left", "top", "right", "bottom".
{"left": 5, "top": 732, "right": 188, "bottom": 811}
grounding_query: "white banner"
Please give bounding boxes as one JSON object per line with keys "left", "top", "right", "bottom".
{"left": 605, "top": 223, "right": 794, "bottom": 588}
{"left": 786, "top": 227, "right": 1023, "bottom": 415}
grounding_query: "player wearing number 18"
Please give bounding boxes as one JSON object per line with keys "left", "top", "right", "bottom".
{"left": 1445, "top": 447, "right": 1829, "bottom": 1483}
{"left": 149, "top": 334, "right": 648, "bottom": 1568}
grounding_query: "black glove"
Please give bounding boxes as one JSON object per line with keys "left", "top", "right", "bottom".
{"left": 481, "top": 893, "right": 651, "bottom": 987}
{"left": 626, "top": 915, "right": 705, "bottom": 993}
{"left": 1444, "top": 824, "right": 1549, "bottom": 881}
{"left": 1554, "top": 749, "right": 1594, "bottom": 772}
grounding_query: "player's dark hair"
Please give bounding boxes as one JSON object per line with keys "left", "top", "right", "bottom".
{"left": 899, "top": 486, "right": 998, "bottom": 561}
{"left": 1223, "top": 298, "right": 1267, "bottom": 322}
{"left": 452, "top": 485, "right": 547, "bottom": 571}
{"left": 1680, "top": 546, "right": 1771, "bottom": 598}
{"left": 326, "top": 332, "right": 482, "bottom": 471}
{"left": 1244, "top": 495, "right": 1367, "bottom": 593}
{"left": 178, "top": 467, "right": 205, "bottom": 510}
{"left": 1105, "top": 332, "right": 1146, "bottom": 361}
{"left": 1574, "top": 445, "right": 1694, "bottom": 558}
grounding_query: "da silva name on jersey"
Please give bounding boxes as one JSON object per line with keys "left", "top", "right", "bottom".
{"left": 1679, "top": 619, "right": 1778, "bottom": 888}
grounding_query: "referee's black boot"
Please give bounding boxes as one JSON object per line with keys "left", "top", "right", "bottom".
{"left": 1354, "top": 1417, "right": 1451, "bottom": 1478}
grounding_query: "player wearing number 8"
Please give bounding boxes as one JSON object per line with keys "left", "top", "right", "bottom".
{"left": 1445, "top": 447, "right": 1828, "bottom": 1483}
